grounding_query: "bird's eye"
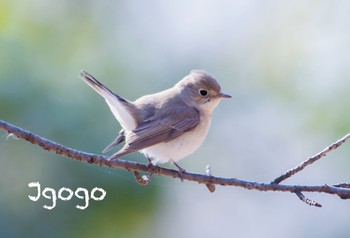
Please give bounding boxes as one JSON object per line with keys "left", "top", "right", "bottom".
{"left": 199, "top": 89, "right": 208, "bottom": 97}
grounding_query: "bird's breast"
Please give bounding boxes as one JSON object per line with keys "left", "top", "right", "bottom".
{"left": 141, "top": 113, "right": 212, "bottom": 164}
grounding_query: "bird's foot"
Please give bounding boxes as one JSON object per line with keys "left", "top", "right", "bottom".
{"left": 172, "top": 161, "right": 186, "bottom": 182}
{"left": 146, "top": 156, "right": 154, "bottom": 167}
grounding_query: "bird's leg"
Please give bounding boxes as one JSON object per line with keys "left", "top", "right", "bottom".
{"left": 145, "top": 155, "right": 153, "bottom": 167}
{"left": 172, "top": 161, "right": 186, "bottom": 181}
{"left": 144, "top": 155, "right": 155, "bottom": 177}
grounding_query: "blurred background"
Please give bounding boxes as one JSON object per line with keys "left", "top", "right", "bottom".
{"left": 1, "top": 1, "right": 350, "bottom": 237}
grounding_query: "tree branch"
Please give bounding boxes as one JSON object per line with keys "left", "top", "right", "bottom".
{"left": 272, "top": 132, "right": 350, "bottom": 184}
{"left": 1, "top": 119, "right": 350, "bottom": 206}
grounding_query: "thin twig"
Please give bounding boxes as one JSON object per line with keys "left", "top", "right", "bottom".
{"left": 295, "top": 191, "right": 322, "bottom": 207}
{"left": 1, "top": 120, "right": 350, "bottom": 204}
{"left": 332, "top": 183, "right": 350, "bottom": 189}
{"left": 205, "top": 165, "right": 216, "bottom": 193}
{"left": 133, "top": 171, "right": 151, "bottom": 186}
{"left": 272, "top": 133, "right": 350, "bottom": 184}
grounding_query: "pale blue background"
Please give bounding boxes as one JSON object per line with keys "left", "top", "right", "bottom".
{"left": 1, "top": 1, "right": 350, "bottom": 237}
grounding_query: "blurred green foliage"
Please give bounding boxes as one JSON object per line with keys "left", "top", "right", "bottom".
{"left": 0, "top": 1, "right": 160, "bottom": 237}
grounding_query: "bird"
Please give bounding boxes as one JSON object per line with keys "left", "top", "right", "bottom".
{"left": 80, "top": 70, "right": 231, "bottom": 174}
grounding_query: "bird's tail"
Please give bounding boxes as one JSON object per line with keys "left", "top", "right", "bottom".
{"left": 80, "top": 70, "right": 138, "bottom": 131}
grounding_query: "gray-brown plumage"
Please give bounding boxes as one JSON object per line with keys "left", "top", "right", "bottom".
{"left": 80, "top": 70, "right": 230, "bottom": 166}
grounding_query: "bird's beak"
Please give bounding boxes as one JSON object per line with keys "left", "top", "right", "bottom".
{"left": 217, "top": 92, "right": 232, "bottom": 99}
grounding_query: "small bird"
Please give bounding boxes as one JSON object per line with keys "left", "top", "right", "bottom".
{"left": 80, "top": 70, "right": 231, "bottom": 174}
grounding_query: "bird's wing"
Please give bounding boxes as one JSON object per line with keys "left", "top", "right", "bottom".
{"left": 109, "top": 107, "right": 200, "bottom": 160}
{"left": 102, "top": 129, "right": 125, "bottom": 153}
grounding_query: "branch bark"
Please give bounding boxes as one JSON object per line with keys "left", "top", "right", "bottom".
{"left": 1, "top": 119, "right": 350, "bottom": 206}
